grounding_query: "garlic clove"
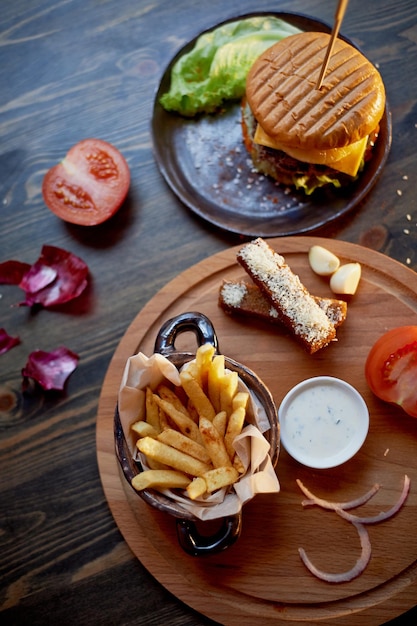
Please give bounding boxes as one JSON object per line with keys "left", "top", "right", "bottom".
{"left": 308, "top": 245, "right": 340, "bottom": 276}
{"left": 330, "top": 263, "right": 362, "bottom": 295}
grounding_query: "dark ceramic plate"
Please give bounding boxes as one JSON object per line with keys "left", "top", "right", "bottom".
{"left": 152, "top": 12, "right": 392, "bottom": 238}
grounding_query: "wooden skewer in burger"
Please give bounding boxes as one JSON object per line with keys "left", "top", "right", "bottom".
{"left": 241, "top": 22, "right": 386, "bottom": 195}
{"left": 316, "top": 0, "right": 350, "bottom": 90}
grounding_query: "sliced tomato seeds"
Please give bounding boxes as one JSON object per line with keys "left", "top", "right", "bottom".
{"left": 42, "top": 138, "right": 130, "bottom": 226}
{"left": 383, "top": 342, "right": 417, "bottom": 386}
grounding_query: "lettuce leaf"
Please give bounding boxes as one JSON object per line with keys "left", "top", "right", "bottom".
{"left": 294, "top": 174, "right": 343, "bottom": 196}
{"left": 160, "top": 16, "right": 301, "bottom": 117}
{"left": 293, "top": 159, "right": 363, "bottom": 195}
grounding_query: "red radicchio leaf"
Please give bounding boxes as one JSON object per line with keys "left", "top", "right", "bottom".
{"left": 22, "top": 346, "right": 79, "bottom": 391}
{"left": 19, "top": 245, "right": 88, "bottom": 307}
{"left": 0, "top": 260, "right": 31, "bottom": 285}
{"left": 0, "top": 328, "right": 21, "bottom": 354}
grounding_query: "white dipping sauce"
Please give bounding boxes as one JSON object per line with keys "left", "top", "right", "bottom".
{"left": 279, "top": 377, "right": 369, "bottom": 468}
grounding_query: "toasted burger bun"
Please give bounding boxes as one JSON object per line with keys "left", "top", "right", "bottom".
{"left": 243, "top": 31, "right": 385, "bottom": 192}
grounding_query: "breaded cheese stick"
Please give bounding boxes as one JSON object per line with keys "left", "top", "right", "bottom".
{"left": 236, "top": 238, "right": 337, "bottom": 353}
{"left": 219, "top": 280, "right": 347, "bottom": 329}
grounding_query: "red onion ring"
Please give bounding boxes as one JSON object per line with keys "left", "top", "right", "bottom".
{"left": 298, "top": 522, "right": 372, "bottom": 583}
{"left": 336, "top": 475, "right": 410, "bottom": 524}
{"left": 296, "top": 478, "right": 380, "bottom": 510}
{"left": 297, "top": 475, "right": 410, "bottom": 582}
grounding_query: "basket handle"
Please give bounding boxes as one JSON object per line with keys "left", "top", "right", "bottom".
{"left": 154, "top": 311, "right": 218, "bottom": 355}
{"left": 176, "top": 514, "right": 242, "bottom": 557}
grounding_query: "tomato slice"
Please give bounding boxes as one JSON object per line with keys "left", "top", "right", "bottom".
{"left": 42, "top": 139, "right": 130, "bottom": 226}
{"left": 365, "top": 326, "right": 417, "bottom": 418}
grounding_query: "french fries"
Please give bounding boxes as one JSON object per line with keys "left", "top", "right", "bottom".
{"left": 199, "top": 417, "right": 232, "bottom": 468}
{"left": 186, "top": 476, "right": 207, "bottom": 500}
{"left": 137, "top": 437, "right": 212, "bottom": 477}
{"left": 195, "top": 342, "right": 216, "bottom": 389}
{"left": 212, "top": 410, "right": 227, "bottom": 438}
{"left": 219, "top": 370, "right": 239, "bottom": 416}
{"left": 207, "top": 354, "right": 225, "bottom": 413}
{"left": 179, "top": 368, "right": 216, "bottom": 422}
{"left": 152, "top": 394, "right": 203, "bottom": 444}
{"left": 157, "top": 384, "right": 190, "bottom": 418}
{"left": 157, "top": 428, "right": 212, "bottom": 465}
{"left": 224, "top": 406, "right": 246, "bottom": 459}
{"left": 145, "top": 386, "right": 161, "bottom": 433}
{"left": 187, "top": 467, "right": 239, "bottom": 500}
{"left": 131, "top": 420, "right": 159, "bottom": 439}
{"left": 132, "top": 469, "right": 191, "bottom": 491}
{"left": 202, "top": 466, "right": 239, "bottom": 494}
{"left": 130, "top": 344, "right": 253, "bottom": 499}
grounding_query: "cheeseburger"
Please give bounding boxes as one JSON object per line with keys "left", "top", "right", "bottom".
{"left": 242, "top": 31, "right": 386, "bottom": 195}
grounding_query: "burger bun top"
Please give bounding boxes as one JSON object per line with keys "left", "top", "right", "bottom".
{"left": 246, "top": 31, "right": 385, "bottom": 151}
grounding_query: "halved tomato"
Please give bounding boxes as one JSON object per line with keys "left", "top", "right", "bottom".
{"left": 365, "top": 326, "right": 417, "bottom": 418}
{"left": 42, "top": 139, "right": 130, "bottom": 226}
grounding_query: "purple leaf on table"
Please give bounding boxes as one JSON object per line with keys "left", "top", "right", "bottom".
{"left": 0, "top": 328, "right": 21, "bottom": 354}
{"left": 22, "top": 346, "right": 79, "bottom": 390}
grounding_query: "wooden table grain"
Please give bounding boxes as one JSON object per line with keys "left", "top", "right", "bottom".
{"left": 0, "top": 1, "right": 416, "bottom": 625}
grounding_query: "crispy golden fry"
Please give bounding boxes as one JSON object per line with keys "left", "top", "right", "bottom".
{"left": 224, "top": 406, "right": 246, "bottom": 459}
{"left": 203, "top": 466, "right": 239, "bottom": 493}
{"left": 199, "top": 416, "right": 232, "bottom": 468}
{"left": 137, "top": 437, "right": 212, "bottom": 477}
{"left": 157, "top": 406, "right": 169, "bottom": 431}
{"left": 157, "top": 428, "right": 212, "bottom": 465}
{"left": 232, "top": 391, "right": 249, "bottom": 411}
{"left": 187, "top": 399, "right": 199, "bottom": 423}
{"left": 180, "top": 368, "right": 216, "bottom": 422}
{"left": 195, "top": 342, "right": 216, "bottom": 391}
{"left": 186, "top": 467, "right": 240, "bottom": 499}
{"left": 219, "top": 370, "right": 239, "bottom": 416}
{"left": 131, "top": 420, "right": 159, "bottom": 439}
{"left": 146, "top": 457, "right": 172, "bottom": 471}
{"left": 186, "top": 476, "right": 207, "bottom": 500}
{"left": 153, "top": 395, "right": 203, "bottom": 444}
{"left": 132, "top": 469, "right": 191, "bottom": 492}
{"left": 145, "top": 386, "right": 161, "bottom": 432}
{"left": 212, "top": 410, "right": 227, "bottom": 438}
{"left": 174, "top": 383, "right": 190, "bottom": 406}
{"left": 157, "top": 384, "right": 190, "bottom": 418}
{"left": 207, "top": 354, "right": 225, "bottom": 413}
{"left": 184, "top": 361, "right": 201, "bottom": 386}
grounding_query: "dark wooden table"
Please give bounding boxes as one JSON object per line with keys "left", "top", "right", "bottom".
{"left": 1, "top": 1, "right": 416, "bottom": 624}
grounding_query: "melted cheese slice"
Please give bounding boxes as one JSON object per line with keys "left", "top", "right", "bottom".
{"left": 254, "top": 124, "right": 368, "bottom": 177}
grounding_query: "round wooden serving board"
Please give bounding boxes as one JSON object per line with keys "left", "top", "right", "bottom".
{"left": 96, "top": 236, "right": 417, "bottom": 625}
